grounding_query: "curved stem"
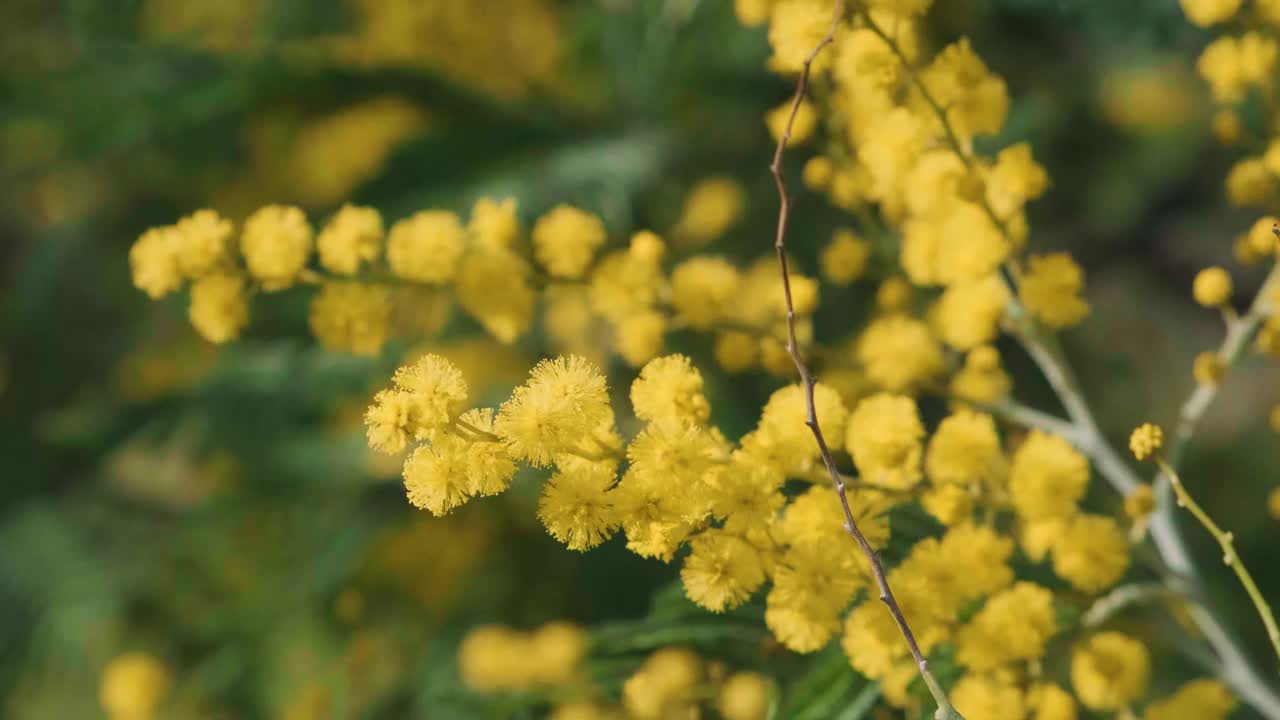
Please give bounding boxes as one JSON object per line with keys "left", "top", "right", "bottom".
{"left": 768, "top": 4, "right": 961, "bottom": 718}
{"left": 1156, "top": 458, "right": 1280, "bottom": 665}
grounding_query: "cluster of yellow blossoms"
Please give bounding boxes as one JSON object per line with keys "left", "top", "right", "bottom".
{"left": 459, "top": 625, "right": 772, "bottom": 720}
{"left": 123, "top": 0, "right": 1280, "bottom": 718}
{"left": 128, "top": 177, "right": 828, "bottom": 375}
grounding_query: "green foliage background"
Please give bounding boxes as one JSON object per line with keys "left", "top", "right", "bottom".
{"left": 1, "top": 0, "right": 1277, "bottom": 718}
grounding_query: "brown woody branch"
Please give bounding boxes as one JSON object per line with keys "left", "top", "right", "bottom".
{"left": 766, "top": 3, "right": 961, "bottom": 719}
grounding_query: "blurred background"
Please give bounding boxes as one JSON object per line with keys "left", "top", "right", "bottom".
{"left": 1, "top": 0, "right": 1278, "bottom": 718}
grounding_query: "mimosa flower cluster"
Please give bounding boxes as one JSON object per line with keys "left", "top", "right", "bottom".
{"left": 123, "top": 0, "right": 1280, "bottom": 718}
{"left": 459, "top": 624, "right": 774, "bottom": 720}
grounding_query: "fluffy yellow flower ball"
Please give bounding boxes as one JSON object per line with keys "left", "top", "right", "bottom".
{"left": 129, "top": 226, "right": 183, "bottom": 299}
{"left": 623, "top": 648, "right": 702, "bottom": 720}
{"left": 495, "top": 355, "right": 612, "bottom": 466}
{"left": 767, "top": 0, "right": 836, "bottom": 73}
{"left": 952, "top": 673, "right": 1026, "bottom": 720}
{"left": 1193, "top": 266, "right": 1233, "bottom": 307}
{"left": 188, "top": 272, "right": 249, "bottom": 344}
{"left": 538, "top": 462, "right": 619, "bottom": 551}
{"left": 455, "top": 246, "right": 535, "bottom": 344}
{"left": 856, "top": 315, "right": 944, "bottom": 391}
{"left": 820, "top": 228, "right": 870, "bottom": 285}
{"left": 1009, "top": 430, "right": 1089, "bottom": 522}
{"left": 1226, "top": 157, "right": 1275, "bottom": 207}
{"left": 1125, "top": 484, "right": 1157, "bottom": 523}
{"left": 308, "top": 281, "right": 390, "bottom": 356}
{"left": 532, "top": 204, "right": 607, "bottom": 279}
{"left": 1180, "top": 0, "right": 1243, "bottom": 27}
{"left": 717, "top": 672, "right": 772, "bottom": 720}
{"left": 1052, "top": 514, "right": 1130, "bottom": 592}
{"left": 387, "top": 210, "right": 466, "bottom": 284}
{"left": 671, "top": 257, "right": 741, "bottom": 330}
{"left": 1193, "top": 351, "right": 1225, "bottom": 385}
{"left": 925, "top": 409, "right": 1002, "bottom": 487}
{"left": 1245, "top": 216, "right": 1279, "bottom": 257}
{"left": 317, "top": 204, "right": 382, "bottom": 275}
{"left": 956, "top": 582, "right": 1057, "bottom": 671}
{"left": 458, "top": 626, "right": 530, "bottom": 691}
{"left": 99, "top": 653, "right": 171, "bottom": 720}
{"left": 173, "top": 208, "right": 234, "bottom": 278}
{"left": 631, "top": 354, "right": 711, "bottom": 426}
{"left": 528, "top": 622, "right": 589, "bottom": 685}
{"left": 681, "top": 530, "right": 767, "bottom": 612}
{"left": 673, "top": 177, "right": 746, "bottom": 246}
{"left": 1145, "top": 679, "right": 1236, "bottom": 720}
{"left": 240, "top": 204, "right": 313, "bottom": 290}
{"left": 1072, "top": 632, "right": 1150, "bottom": 711}
{"left": 1129, "top": 422, "right": 1164, "bottom": 461}
{"left": 933, "top": 274, "right": 1010, "bottom": 349}
{"left": 1020, "top": 253, "right": 1090, "bottom": 328}
{"left": 468, "top": 196, "right": 520, "bottom": 249}
{"left": 846, "top": 393, "right": 924, "bottom": 489}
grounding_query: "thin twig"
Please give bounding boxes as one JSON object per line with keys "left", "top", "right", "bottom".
{"left": 767, "top": 4, "right": 961, "bottom": 719}
{"left": 1156, "top": 457, "right": 1280, "bottom": 664}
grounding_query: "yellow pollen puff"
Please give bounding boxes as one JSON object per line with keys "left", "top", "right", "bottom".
{"left": 1072, "top": 632, "right": 1150, "bottom": 711}
{"left": 1145, "top": 679, "right": 1237, "bottom": 720}
{"left": 1125, "top": 484, "right": 1157, "bottom": 522}
{"left": 1020, "top": 253, "right": 1090, "bottom": 328}
{"left": 1213, "top": 108, "right": 1242, "bottom": 146}
{"left": 129, "top": 226, "right": 183, "bottom": 299}
{"left": 387, "top": 210, "right": 466, "bottom": 285}
{"left": 308, "top": 281, "right": 391, "bottom": 356}
{"left": 1245, "top": 216, "right": 1279, "bottom": 257}
{"left": 538, "top": 462, "right": 619, "bottom": 550}
{"left": 1053, "top": 514, "right": 1130, "bottom": 592}
{"left": 932, "top": 274, "right": 1010, "bottom": 350}
{"left": 458, "top": 622, "right": 587, "bottom": 692}
{"left": 188, "top": 272, "right": 249, "bottom": 344}
{"left": 1198, "top": 34, "right": 1278, "bottom": 105}
{"left": 317, "top": 204, "right": 383, "bottom": 275}
{"left": 631, "top": 354, "right": 711, "bottom": 426}
{"left": 174, "top": 208, "right": 234, "bottom": 278}
{"left": 952, "top": 673, "right": 1026, "bottom": 720}
{"left": 456, "top": 246, "right": 535, "bottom": 344}
{"left": 925, "top": 409, "right": 1002, "bottom": 487}
{"left": 1179, "top": 0, "right": 1243, "bottom": 27}
{"left": 1225, "top": 157, "right": 1275, "bottom": 208}
{"left": 1193, "top": 266, "right": 1233, "bottom": 307}
{"left": 767, "top": 0, "right": 837, "bottom": 74}
{"left": 671, "top": 256, "right": 741, "bottom": 330}
{"left": 1009, "top": 430, "right": 1089, "bottom": 522}
{"left": 468, "top": 196, "right": 520, "bottom": 249}
{"left": 876, "top": 276, "right": 913, "bottom": 312}
{"left": 856, "top": 315, "right": 944, "bottom": 391}
{"left": 1193, "top": 351, "right": 1225, "bottom": 385}
{"left": 100, "top": 653, "right": 171, "bottom": 720}
{"left": 495, "top": 355, "right": 613, "bottom": 466}
{"left": 802, "top": 155, "right": 835, "bottom": 190}
{"left": 766, "top": 98, "right": 817, "bottom": 145}
{"left": 681, "top": 530, "right": 767, "bottom": 612}
{"left": 673, "top": 177, "right": 745, "bottom": 246}
{"left": 240, "top": 204, "right": 313, "bottom": 291}
{"left": 717, "top": 672, "right": 771, "bottom": 720}
{"left": 820, "top": 228, "right": 871, "bottom": 285}
{"left": 733, "top": 0, "right": 775, "bottom": 26}
{"left": 1129, "top": 422, "right": 1164, "bottom": 461}
{"left": 846, "top": 393, "right": 924, "bottom": 489}
{"left": 532, "top": 204, "right": 607, "bottom": 279}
